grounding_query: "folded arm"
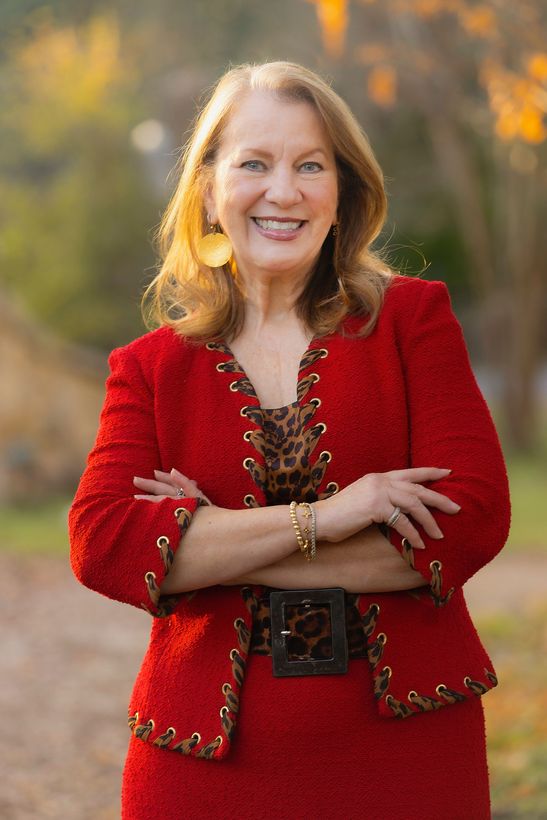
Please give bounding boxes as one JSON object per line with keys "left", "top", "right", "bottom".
{"left": 385, "top": 281, "right": 511, "bottom": 605}
{"left": 69, "top": 347, "right": 204, "bottom": 617}
{"left": 143, "top": 468, "right": 449, "bottom": 595}
{"left": 222, "top": 526, "right": 427, "bottom": 593}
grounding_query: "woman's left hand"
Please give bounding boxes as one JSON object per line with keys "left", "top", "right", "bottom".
{"left": 133, "top": 468, "right": 212, "bottom": 505}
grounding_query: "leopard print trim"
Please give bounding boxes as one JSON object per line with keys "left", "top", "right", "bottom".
{"left": 367, "top": 632, "right": 387, "bottom": 669}
{"left": 140, "top": 505, "right": 203, "bottom": 618}
{"left": 429, "top": 560, "right": 456, "bottom": 607}
{"left": 379, "top": 667, "right": 498, "bottom": 719}
{"left": 361, "top": 602, "right": 498, "bottom": 719}
{"left": 207, "top": 341, "right": 335, "bottom": 505}
{"left": 361, "top": 602, "right": 380, "bottom": 637}
{"left": 172, "top": 733, "right": 201, "bottom": 755}
{"left": 242, "top": 353, "right": 333, "bottom": 503}
{"left": 133, "top": 717, "right": 154, "bottom": 742}
{"left": 128, "top": 587, "right": 256, "bottom": 760}
{"left": 398, "top": 538, "right": 456, "bottom": 608}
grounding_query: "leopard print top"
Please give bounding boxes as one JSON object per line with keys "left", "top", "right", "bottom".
{"left": 250, "top": 402, "right": 367, "bottom": 660}
{"left": 260, "top": 401, "right": 316, "bottom": 506}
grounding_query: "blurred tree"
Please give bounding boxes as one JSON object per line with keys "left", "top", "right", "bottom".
{"left": 1, "top": 0, "right": 543, "bottom": 450}
{"left": 0, "top": 1, "right": 324, "bottom": 351}
{"left": 0, "top": 11, "right": 159, "bottom": 350}
{"left": 311, "top": 0, "right": 547, "bottom": 452}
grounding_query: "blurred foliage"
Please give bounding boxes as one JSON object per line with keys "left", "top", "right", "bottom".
{"left": 480, "top": 605, "right": 547, "bottom": 817}
{"left": 310, "top": 0, "right": 547, "bottom": 452}
{"left": 312, "top": 0, "right": 547, "bottom": 145}
{"left": 0, "top": 1, "right": 545, "bottom": 449}
{"left": 0, "top": 1, "right": 323, "bottom": 351}
{"left": 0, "top": 496, "right": 70, "bottom": 554}
{"left": 0, "top": 11, "right": 157, "bottom": 349}
{"left": 504, "top": 455, "right": 547, "bottom": 552}
{"left": 2, "top": 1, "right": 544, "bottom": 346}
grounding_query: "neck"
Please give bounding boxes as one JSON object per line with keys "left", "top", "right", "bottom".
{"left": 236, "top": 266, "right": 310, "bottom": 330}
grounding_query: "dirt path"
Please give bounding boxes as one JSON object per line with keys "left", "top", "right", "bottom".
{"left": 1, "top": 550, "right": 545, "bottom": 819}
{"left": 463, "top": 552, "right": 547, "bottom": 615}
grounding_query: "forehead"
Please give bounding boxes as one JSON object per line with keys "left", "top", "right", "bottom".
{"left": 218, "top": 89, "right": 333, "bottom": 154}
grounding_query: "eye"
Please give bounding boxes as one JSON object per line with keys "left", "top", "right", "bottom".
{"left": 241, "top": 160, "right": 266, "bottom": 171}
{"left": 299, "top": 161, "right": 322, "bottom": 173}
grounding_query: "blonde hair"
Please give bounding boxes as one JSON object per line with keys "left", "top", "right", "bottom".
{"left": 143, "top": 61, "right": 394, "bottom": 341}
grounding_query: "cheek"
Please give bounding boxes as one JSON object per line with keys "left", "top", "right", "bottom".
{"left": 232, "top": 180, "right": 261, "bottom": 212}
{"left": 218, "top": 174, "right": 258, "bottom": 213}
{"left": 311, "top": 182, "right": 338, "bottom": 219}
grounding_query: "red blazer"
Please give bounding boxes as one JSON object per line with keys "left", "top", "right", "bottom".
{"left": 69, "top": 275, "right": 510, "bottom": 760}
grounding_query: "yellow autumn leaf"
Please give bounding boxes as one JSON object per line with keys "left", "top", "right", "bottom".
{"left": 495, "top": 111, "right": 519, "bottom": 141}
{"left": 519, "top": 106, "right": 546, "bottom": 144}
{"left": 512, "top": 77, "right": 533, "bottom": 101}
{"left": 367, "top": 65, "right": 397, "bottom": 107}
{"left": 489, "top": 91, "right": 508, "bottom": 113}
{"left": 308, "top": 0, "right": 348, "bottom": 58}
{"left": 459, "top": 5, "right": 497, "bottom": 38}
{"left": 17, "top": 14, "right": 125, "bottom": 117}
{"left": 527, "top": 53, "right": 547, "bottom": 83}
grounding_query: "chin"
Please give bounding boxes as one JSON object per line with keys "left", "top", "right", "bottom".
{"left": 254, "top": 253, "right": 315, "bottom": 275}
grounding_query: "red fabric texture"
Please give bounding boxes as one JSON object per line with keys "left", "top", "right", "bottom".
{"left": 122, "top": 655, "right": 491, "bottom": 820}
{"left": 384, "top": 280, "right": 509, "bottom": 598}
{"left": 69, "top": 345, "right": 201, "bottom": 616}
{"left": 69, "top": 275, "right": 510, "bottom": 762}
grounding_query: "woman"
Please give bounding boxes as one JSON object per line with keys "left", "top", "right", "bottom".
{"left": 69, "top": 61, "right": 510, "bottom": 819}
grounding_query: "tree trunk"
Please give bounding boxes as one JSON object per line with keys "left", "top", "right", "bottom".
{"left": 500, "top": 160, "right": 545, "bottom": 452}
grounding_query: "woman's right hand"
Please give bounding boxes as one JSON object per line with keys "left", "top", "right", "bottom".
{"left": 315, "top": 467, "right": 460, "bottom": 549}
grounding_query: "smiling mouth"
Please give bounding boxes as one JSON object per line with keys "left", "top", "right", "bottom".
{"left": 252, "top": 217, "right": 305, "bottom": 231}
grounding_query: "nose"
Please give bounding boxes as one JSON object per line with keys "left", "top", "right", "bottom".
{"left": 264, "top": 167, "right": 303, "bottom": 208}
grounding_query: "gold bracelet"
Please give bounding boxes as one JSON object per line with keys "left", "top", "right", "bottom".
{"left": 298, "top": 502, "right": 317, "bottom": 561}
{"left": 289, "top": 501, "right": 310, "bottom": 558}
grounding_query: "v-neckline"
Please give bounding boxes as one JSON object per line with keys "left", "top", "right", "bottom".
{"left": 221, "top": 336, "right": 320, "bottom": 410}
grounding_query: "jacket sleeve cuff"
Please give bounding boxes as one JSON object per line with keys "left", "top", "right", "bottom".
{"left": 381, "top": 524, "right": 455, "bottom": 608}
{"left": 140, "top": 498, "right": 206, "bottom": 618}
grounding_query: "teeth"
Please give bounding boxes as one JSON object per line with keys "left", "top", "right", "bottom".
{"left": 255, "top": 218, "right": 302, "bottom": 231}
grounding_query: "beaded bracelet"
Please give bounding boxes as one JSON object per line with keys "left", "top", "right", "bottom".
{"left": 298, "top": 502, "right": 314, "bottom": 561}
{"left": 289, "top": 501, "right": 317, "bottom": 562}
{"left": 289, "top": 501, "right": 309, "bottom": 558}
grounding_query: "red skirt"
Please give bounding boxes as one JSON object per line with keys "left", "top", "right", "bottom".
{"left": 122, "top": 654, "right": 490, "bottom": 819}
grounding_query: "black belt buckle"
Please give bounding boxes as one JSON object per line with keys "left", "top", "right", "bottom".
{"left": 270, "top": 588, "right": 348, "bottom": 677}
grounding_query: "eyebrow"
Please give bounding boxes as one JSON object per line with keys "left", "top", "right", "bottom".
{"left": 237, "top": 147, "right": 329, "bottom": 160}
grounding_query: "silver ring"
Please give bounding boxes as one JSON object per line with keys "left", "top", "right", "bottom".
{"left": 386, "top": 506, "right": 401, "bottom": 527}
{"left": 176, "top": 487, "right": 185, "bottom": 498}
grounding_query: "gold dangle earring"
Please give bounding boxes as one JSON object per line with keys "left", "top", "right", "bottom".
{"left": 332, "top": 223, "right": 338, "bottom": 237}
{"left": 196, "top": 217, "right": 233, "bottom": 268}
